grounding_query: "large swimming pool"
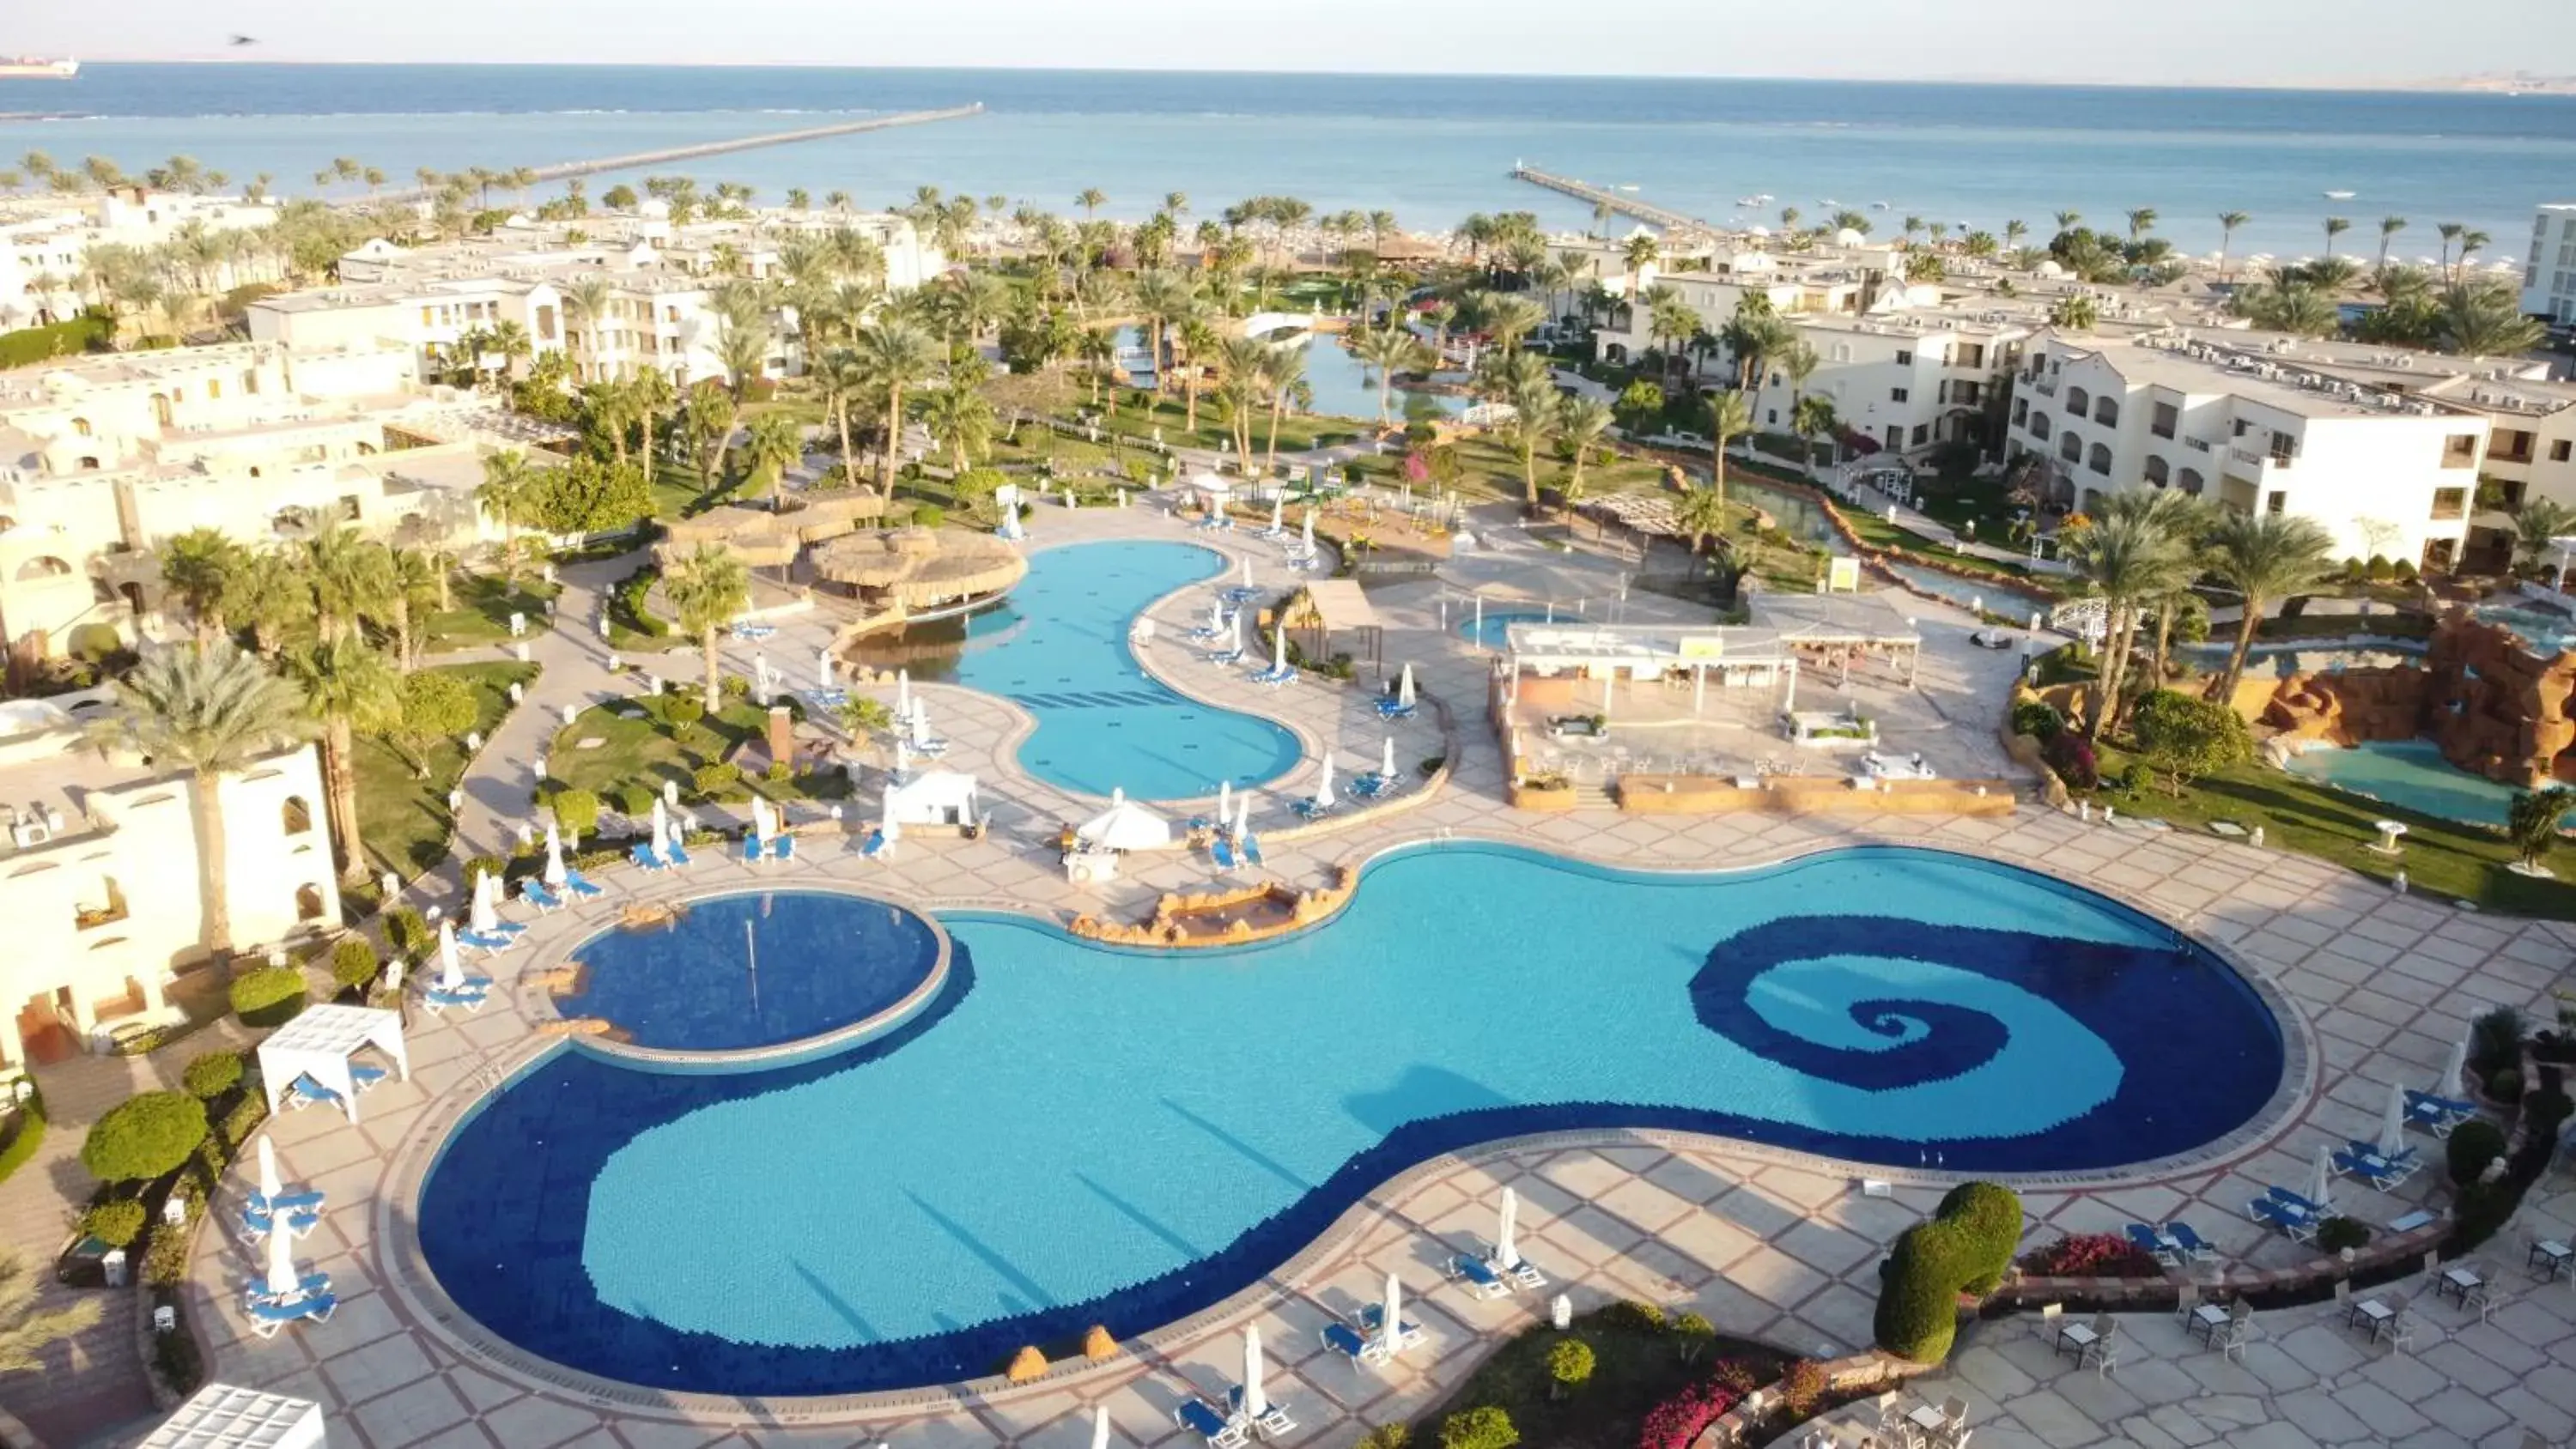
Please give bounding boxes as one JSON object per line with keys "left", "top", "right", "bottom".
{"left": 943, "top": 540, "right": 1302, "bottom": 801}
{"left": 417, "top": 844, "right": 2284, "bottom": 1397}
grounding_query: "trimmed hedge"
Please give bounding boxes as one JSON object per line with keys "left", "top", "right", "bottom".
{"left": 0, "top": 312, "right": 112, "bottom": 369}
{"left": 227, "top": 965, "right": 307, "bottom": 1027}
{"left": 81, "top": 1199, "right": 147, "bottom": 1248}
{"left": 179, "top": 1049, "right": 242, "bottom": 1100}
{"left": 1874, "top": 1181, "right": 2023, "bottom": 1363}
{"left": 0, "top": 1094, "right": 46, "bottom": 1187}
{"left": 80, "top": 1092, "right": 209, "bottom": 1183}
{"left": 330, "top": 939, "right": 380, "bottom": 992}
{"left": 2448, "top": 1119, "right": 2506, "bottom": 1187}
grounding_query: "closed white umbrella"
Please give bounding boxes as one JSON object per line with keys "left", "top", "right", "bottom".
{"left": 1381, "top": 737, "right": 1396, "bottom": 780}
{"left": 1396, "top": 663, "right": 1415, "bottom": 707}
{"left": 1236, "top": 794, "right": 1252, "bottom": 840}
{"left": 894, "top": 736, "right": 914, "bottom": 778}
{"left": 1496, "top": 1186, "right": 1521, "bottom": 1270}
{"left": 1271, "top": 621, "right": 1288, "bottom": 676}
{"left": 1314, "top": 755, "right": 1336, "bottom": 810}
{"left": 1268, "top": 496, "right": 1284, "bottom": 533}
{"left": 1242, "top": 1326, "right": 1269, "bottom": 1421}
{"left": 1217, "top": 779, "right": 1231, "bottom": 827}
{"left": 258, "top": 1136, "right": 283, "bottom": 1204}
{"left": 881, "top": 793, "right": 903, "bottom": 842}
{"left": 543, "top": 822, "right": 567, "bottom": 888}
{"left": 436, "top": 920, "right": 464, "bottom": 990}
{"left": 1091, "top": 1405, "right": 1109, "bottom": 1449}
{"left": 2377, "top": 1081, "right": 2407, "bottom": 1158}
{"left": 896, "top": 669, "right": 913, "bottom": 721}
{"left": 1239, "top": 555, "right": 1255, "bottom": 590}
{"left": 912, "top": 700, "right": 935, "bottom": 749}
{"left": 751, "top": 796, "right": 776, "bottom": 842}
{"left": 2439, "top": 1032, "right": 2469, "bottom": 1099}
{"left": 264, "top": 1211, "right": 300, "bottom": 1299}
{"left": 1300, "top": 511, "right": 1315, "bottom": 555}
{"left": 651, "top": 797, "right": 670, "bottom": 856}
{"left": 1378, "top": 1270, "right": 1404, "bottom": 1357}
{"left": 468, "top": 871, "right": 501, "bottom": 935}
{"left": 818, "top": 649, "right": 835, "bottom": 689}
{"left": 2307, "top": 1145, "right": 2336, "bottom": 1212}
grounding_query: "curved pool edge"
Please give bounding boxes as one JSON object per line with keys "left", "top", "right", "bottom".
{"left": 372, "top": 831, "right": 2318, "bottom": 1416}
{"left": 534, "top": 887, "right": 957, "bottom": 1070}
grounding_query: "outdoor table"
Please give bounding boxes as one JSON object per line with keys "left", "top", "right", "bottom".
{"left": 1906, "top": 1405, "right": 1948, "bottom": 1434}
{"left": 2188, "top": 1303, "right": 2230, "bottom": 1343}
{"left": 2531, "top": 1240, "right": 2573, "bottom": 1281}
{"left": 2438, "top": 1266, "right": 2482, "bottom": 1306}
{"left": 2349, "top": 1299, "right": 2395, "bottom": 1339}
{"left": 2053, "top": 1319, "right": 2098, "bottom": 1360}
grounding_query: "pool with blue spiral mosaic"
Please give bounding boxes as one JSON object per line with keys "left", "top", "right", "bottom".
{"left": 416, "top": 844, "right": 2285, "bottom": 1396}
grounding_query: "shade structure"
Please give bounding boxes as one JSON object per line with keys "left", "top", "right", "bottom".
{"left": 750, "top": 795, "right": 777, "bottom": 843}
{"left": 884, "top": 768, "right": 977, "bottom": 827}
{"left": 1271, "top": 621, "right": 1288, "bottom": 675}
{"left": 2377, "top": 1081, "right": 2407, "bottom": 1159}
{"left": 1396, "top": 662, "right": 1415, "bottom": 706}
{"left": 436, "top": 921, "right": 464, "bottom": 991}
{"left": 818, "top": 649, "right": 835, "bottom": 689}
{"left": 1381, "top": 737, "right": 1396, "bottom": 779}
{"left": 650, "top": 798, "right": 671, "bottom": 858}
{"left": 1300, "top": 511, "right": 1315, "bottom": 552}
{"left": 1238, "top": 555, "right": 1254, "bottom": 589}
{"left": 139, "top": 1385, "right": 326, "bottom": 1449}
{"left": 1313, "top": 755, "right": 1336, "bottom": 810}
{"left": 264, "top": 1217, "right": 300, "bottom": 1300}
{"left": 1091, "top": 1405, "right": 1109, "bottom": 1449}
{"left": 893, "top": 736, "right": 915, "bottom": 778}
{"left": 254, "top": 1004, "right": 410, "bottom": 1125}
{"left": 1268, "top": 496, "right": 1284, "bottom": 532}
{"left": 1242, "top": 1326, "right": 1269, "bottom": 1419}
{"left": 2307, "top": 1145, "right": 2336, "bottom": 1213}
{"left": 1079, "top": 788, "right": 1172, "bottom": 851}
{"left": 1496, "top": 1186, "right": 1522, "bottom": 1270}
{"left": 1378, "top": 1270, "right": 1404, "bottom": 1357}
{"left": 258, "top": 1136, "right": 283, "bottom": 1203}
{"left": 1217, "top": 779, "right": 1232, "bottom": 827}
{"left": 467, "top": 870, "right": 501, "bottom": 936}
{"left": 895, "top": 669, "right": 914, "bottom": 721}
{"left": 2439, "top": 1032, "right": 2469, "bottom": 1099}
{"left": 542, "top": 822, "right": 567, "bottom": 888}
{"left": 1235, "top": 794, "right": 1252, "bottom": 840}
{"left": 911, "top": 700, "right": 936, "bottom": 750}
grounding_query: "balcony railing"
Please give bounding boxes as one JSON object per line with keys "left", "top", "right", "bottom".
{"left": 2229, "top": 446, "right": 2294, "bottom": 473}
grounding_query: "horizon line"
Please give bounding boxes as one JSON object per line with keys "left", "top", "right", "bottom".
{"left": 33, "top": 58, "right": 2570, "bottom": 95}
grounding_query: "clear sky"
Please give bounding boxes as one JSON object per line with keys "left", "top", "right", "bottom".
{"left": 15, "top": 0, "right": 2576, "bottom": 88}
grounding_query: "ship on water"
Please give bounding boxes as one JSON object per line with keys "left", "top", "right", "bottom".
{"left": 0, "top": 58, "right": 77, "bottom": 79}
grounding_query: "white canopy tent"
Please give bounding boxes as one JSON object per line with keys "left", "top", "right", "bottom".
{"left": 1078, "top": 789, "right": 1172, "bottom": 851}
{"left": 886, "top": 769, "right": 981, "bottom": 828}
{"left": 255, "top": 1005, "right": 410, "bottom": 1125}
{"left": 138, "top": 1383, "right": 325, "bottom": 1449}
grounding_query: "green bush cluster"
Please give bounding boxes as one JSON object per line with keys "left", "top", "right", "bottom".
{"left": 81, "top": 1198, "right": 147, "bottom": 1248}
{"left": 0, "top": 1094, "right": 46, "bottom": 1188}
{"left": 80, "top": 1092, "right": 209, "bottom": 1183}
{"left": 694, "top": 761, "right": 743, "bottom": 797}
{"left": 0, "top": 312, "right": 112, "bottom": 367}
{"left": 613, "top": 783, "right": 657, "bottom": 817}
{"left": 1438, "top": 1405, "right": 1518, "bottom": 1449}
{"left": 550, "top": 787, "right": 601, "bottom": 837}
{"left": 179, "top": 1050, "right": 242, "bottom": 1100}
{"left": 913, "top": 503, "right": 946, "bottom": 527}
{"left": 2316, "top": 1216, "right": 2372, "bottom": 1253}
{"left": 330, "top": 939, "right": 380, "bottom": 992}
{"left": 384, "top": 906, "right": 430, "bottom": 961}
{"left": 227, "top": 965, "right": 307, "bottom": 1026}
{"left": 1874, "top": 1181, "right": 2023, "bottom": 1363}
{"left": 610, "top": 566, "right": 671, "bottom": 639}
{"left": 1604, "top": 1299, "right": 1667, "bottom": 1332}
{"left": 2009, "top": 699, "right": 2064, "bottom": 741}
{"left": 2449, "top": 1118, "right": 2507, "bottom": 1187}
{"left": 462, "top": 854, "right": 507, "bottom": 888}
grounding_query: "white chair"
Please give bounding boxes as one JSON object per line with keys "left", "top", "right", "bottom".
{"left": 2080, "top": 1314, "right": 2120, "bottom": 1376}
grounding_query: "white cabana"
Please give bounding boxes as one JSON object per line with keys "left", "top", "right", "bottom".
{"left": 1079, "top": 788, "right": 1172, "bottom": 851}
{"left": 255, "top": 1005, "right": 410, "bottom": 1125}
{"left": 137, "top": 1384, "right": 325, "bottom": 1449}
{"left": 885, "top": 768, "right": 981, "bottom": 828}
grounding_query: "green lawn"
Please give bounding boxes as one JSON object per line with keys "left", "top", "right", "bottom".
{"left": 1340, "top": 436, "right": 1671, "bottom": 507}
{"left": 1840, "top": 506, "right": 2036, "bottom": 578}
{"left": 1400, "top": 1307, "right": 1788, "bottom": 1449}
{"left": 419, "top": 571, "right": 562, "bottom": 653}
{"left": 2094, "top": 742, "right": 2576, "bottom": 918}
{"left": 545, "top": 693, "right": 852, "bottom": 809}
{"left": 351, "top": 660, "right": 542, "bottom": 878}
{"left": 2255, "top": 609, "right": 2433, "bottom": 642}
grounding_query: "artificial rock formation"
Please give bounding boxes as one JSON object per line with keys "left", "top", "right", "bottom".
{"left": 2258, "top": 606, "right": 2576, "bottom": 787}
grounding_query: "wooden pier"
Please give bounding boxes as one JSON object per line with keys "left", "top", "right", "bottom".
{"left": 1508, "top": 165, "right": 1707, "bottom": 233}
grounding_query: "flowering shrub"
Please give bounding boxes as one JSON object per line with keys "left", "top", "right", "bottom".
{"left": 2042, "top": 731, "right": 2099, "bottom": 791}
{"left": 1637, "top": 1364, "right": 1748, "bottom": 1449}
{"left": 2019, "top": 1232, "right": 2162, "bottom": 1278}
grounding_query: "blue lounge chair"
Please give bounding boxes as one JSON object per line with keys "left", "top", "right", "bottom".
{"left": 2349, "top": 1138, "right": 2421, "bottom": 1167}
{"left": 1248, "top": 664, "right": 1295, "bottom": 686}
{"left": 665, "top": 840, "right": 694, "bottom": 867}
{"left": 2267, "top": 1184, "right": 2328, "bottom": 1216}
{"left": 1449, "top": 1253, "right": 1510, "bottom": 1299}
{"left": 483, "top": 916, "right": 528, "bottom": 936}
{"left": 860, "top": 828, "right": 891, "bottom": 860}
{"left": 2249, "top": 1195, "right": 2316, "bottom": 1241}
{"left": 281, "top": 1078, "right": 344, "bottom": 1113}
{"left": 1376, "top": 698, "right": 1418, "bottom": 721}
{"left": 2165, "top": 1222, "right": 2215, "bottom": 1261}
{"left": 1321, "top": 1321, "right": 1385, "bottom": 1366}
{"left": 1225, "top": 1385, "right": 1295, "bottom": 1439}
{"left": 243, "top": 1272, "right": 331, "bottom": 1314}
{"left": 1208, "top": 643, "right": 1244, "bottom": 665}
{"left": 560, "top": 868, "right": 607, "bottom": 898}
{"left": 1360, "top": 1303, "right": 1425, "bottom": 1351}
{"left": 767, "top": 834, "right": 795, "bottom": 863}
{"left": 457, "top": 929, "right": 516, "bottom": 955}
{"left": 2405, "top": 1090, "right": 2476, "bottom": 1137}
{"left": 1212, "top": 834, "right": 1237, "bottom": 870}
{"left": 2333, "top": 1146, "right": 2413, "bottom": 1191}
{"left": 246, "top": 1291, "right": 337, "bottom": 1337}
{"left": 521, "top": 879, "right": 564, "bottom": 912}
{"left": 1291, "top": 797, "right": 1333, "bottom": 820}
{"left": 422, "top": 983, "right": 489, "bottom": 1015}
{"left": 1174, "top": 1398, "right": 1245, "bottom": 1448}
{"left": 2124, "top": 1223, "right": 2181, "bottom": 1266}
{"left": 1241, "top": 834, "right": 1264, "bottom": 867}
{"left": 250, "top": 1185, "right": 325, "bottom": 1216}
{"left": 629, "top": 842, "right": 670, "bottom": 871}
{"left": 238, "top": 1202, "right": 321, "bottom": 1241}
{"left": 741, "top": 835, "right": 767, "bottom": 863}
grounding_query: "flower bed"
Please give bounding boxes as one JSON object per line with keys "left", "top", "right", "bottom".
{"left": 2018, "top": 1232, "right": 2165, "bottom": 1279}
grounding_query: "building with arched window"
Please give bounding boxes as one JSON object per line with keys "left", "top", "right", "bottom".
{"left": 0, "top": 712, "right": 336, "bottom": 1075}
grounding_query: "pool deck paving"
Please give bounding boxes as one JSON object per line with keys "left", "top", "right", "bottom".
{"left": 13, "top": 498, "right": 2576, "bottom": 1448}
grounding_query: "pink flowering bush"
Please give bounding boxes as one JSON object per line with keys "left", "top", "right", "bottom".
{"left": 2019, "top": 1232, "right": 2163, "bottom": 1278}
{"left": 1637, "top": 1360, "right": 1754, "bottom": 1449}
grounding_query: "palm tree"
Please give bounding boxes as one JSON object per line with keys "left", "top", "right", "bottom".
{"left": 741, "top": 411, "right": 805, "bottom": 509}
{"left": 2053, "top": 209, "right": 2082, "bottom": 233}
{"left": 1076, "top": 187, "right": 1106, "bottom": 219}
{"left": 1790, "top": 394, "right": 1840, "bottom": 477}
{"left": 476, "top": 450, "right": 535, "bottom": 578}
{"left": 2126, "top": 208, "right": 2158, "bottom": 241}
{"left": 1131, "top": 269, "right": 1197, "bottom": 391}
{"left": 1260, "top": 343, "right": 1309, "bottom": 476}
{"left": 1347, "top": 326, "right": 1435, "bottom": 427}
{"left": 2441, "top": 280, "right": 2546, "bottom": 355}
{"left": 851, "top": 319, "right": 940, "bottom": 488}
{"left": 1483, "top": 293, "right": 1546, "bottom": 355}
{"left": 663, "top": 544, "right": 751, "bottom": 714}
{"left": 285, "top": 636, "right": 398, "bottom": 882}
{"left": 2376, "top": 215, "right": 2408, "bottom": 274}
{"left": 300, "top": 526, "right": 392, "bottom": 646}
{"left": 156, "top": 527, "right": 244, "bottom": 648}
{"left": 1556, "top": 396, "right": 1614, "bottom": 505}
{"left": 1675, "top": 482, "right": 1730, "bottom": 562}
{"left": 88, "top": 645, "right": 311, "bottom": 957}
{"left": 1176, "top": 316, "right": 1220, "bottom": 433}
{"left": 2322, "top": 216, "right": 2351, "bottom": 258}
{"left": 1504, "top": 379, "right": 1558, "bottom": 506}
{"left": 1707, "top": 389, "right": 1753, "bottom": 514}
{"left": 2458, "top": 228, "right": 2493, "bottom": 275}
{"left": 2436, "top": 221, "right": 2466, "bottom": 277}
{"left": 2060, "top": 511, "right": 2195, "bottom": 741}
{"left": 2202, "top": 511, "right": 2339, "bottom": 702}
{"left": 2216, "top": 212, "right": 2250, "bottom": 276}
{"left": 2505, "top": 498, "right": 2576, "bottom": 574}
{"left": 388, "top": 546, "right": 442, "bottom": 668}
{"left": 813, "top": 346, "right": 869, "bottom": 486}
{"left": 562, "top": 276, "right": 612, "bottom": 361}
{"left": 0, "top": 1249, "right": 99, "bottom": 1373}
{"left": 2050, "top": 295, "right": 2099, "bottom": 331}
{"left": 917, "top": 379, "right": 995, "bottom": 473}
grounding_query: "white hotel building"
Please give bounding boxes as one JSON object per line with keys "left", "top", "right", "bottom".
{"left": 2007, "top": 331, "right": 2489, "bottom": 570}
{"left": 2520, "top": 203, "right": 2576, "bottom": 326}
{"left": 0, "top": 189, "right": 285, "bottom": 330}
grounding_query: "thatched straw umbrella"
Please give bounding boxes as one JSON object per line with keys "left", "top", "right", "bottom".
{"left": 811, "top": 528, "right": 1028, "bottom": 606}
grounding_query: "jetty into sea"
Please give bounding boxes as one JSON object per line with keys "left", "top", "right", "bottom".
{"left": 1508, "top": 164, "right": 1707, "bottom": 233}
{"left": 368, "top": 103, "right": 987, "bottom": 204}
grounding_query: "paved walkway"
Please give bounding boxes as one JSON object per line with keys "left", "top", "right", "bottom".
{"left": 31, "top": 496, "right": 2576, "bottom": 1448}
